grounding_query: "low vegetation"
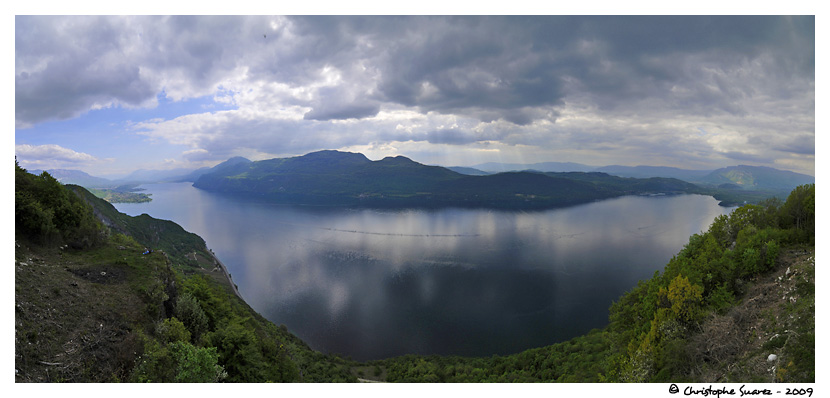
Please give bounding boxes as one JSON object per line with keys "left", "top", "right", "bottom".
{"left": 16, "top": 159, "right": 814, "bottom": 383}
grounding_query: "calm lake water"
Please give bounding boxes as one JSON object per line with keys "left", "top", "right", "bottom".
{"left": 115, "top": 182, "right": 734, "bottom": 361}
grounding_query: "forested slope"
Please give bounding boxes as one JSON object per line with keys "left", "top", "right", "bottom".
{"left": 15, "top": 161, "right": 356, "bottom": 382}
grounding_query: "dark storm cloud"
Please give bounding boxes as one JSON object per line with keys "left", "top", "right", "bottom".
{"left": 359, "top": 16, "right": 812, "bottom": 121}
{"left": 370, "top": 17, "right": 569, "bottom": 119}
{"left": 15, "top": 16, "right": 157, "bottom": 126}
{"left": 302, "top": 85, "right": 382, "bottom": 121}
{"left": 423, "top": 129, "right": 479, "bottom": 145}
{"left": 16, "top": 16, "right": 815, "bottom": 175}
{"left": 303, "top": 103, "right": 381, "bottom": 121}
{"left": 722, "top": 151, "right": 775, "bottom": 164}
{"left": 16, "top": 15, "right": 814, "bottom": 127}
{"left": 774, "top": 135, "right": 815, "bottom": 156}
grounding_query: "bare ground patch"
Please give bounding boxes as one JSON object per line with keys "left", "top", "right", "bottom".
{"left": 687, "top": 248, "right": 815, "bottom": 382}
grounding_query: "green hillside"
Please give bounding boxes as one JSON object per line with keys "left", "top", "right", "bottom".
{"left": 15, "top": 162, "right": 356, "bottom": 382}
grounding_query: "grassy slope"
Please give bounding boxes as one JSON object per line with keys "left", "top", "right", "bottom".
{"left": 15, "top": 238, "right": 170, "bottom": 382}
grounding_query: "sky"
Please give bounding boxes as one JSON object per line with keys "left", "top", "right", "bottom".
{"left": 13, "top": 14, "right": 816, "bottom": 178}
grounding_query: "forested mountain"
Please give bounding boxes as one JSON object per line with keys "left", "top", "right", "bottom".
{"left": 193, "top": 150, "right": 705, "bottom": 208}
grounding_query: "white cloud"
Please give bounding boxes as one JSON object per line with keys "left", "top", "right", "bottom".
{"left": 15, "top": 144, "right": 110, "bottom": 170}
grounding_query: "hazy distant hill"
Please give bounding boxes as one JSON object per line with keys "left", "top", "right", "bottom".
{"left": 117, "top": 167, "right": 203, "bottom": 184}
{"left": 544, "top": 171, "right": 703, "bottom": 193}
{"left": 193, "top": 150, "right": 704, "bottom": 209}
{"left": 446, "top": 166, "right": 491, "bottom": 175}
{"left": 28, "top": 168, "right": 112, "bottom": 188}
{"left": 471, "top": 161, "right": 596, "bottom": 173}
{"left": 593, "top": 165, "right": 713, "bottom": 181}
{"left": 26, "top": 169, "right": 153, "bottom": 203}
{"left": 696, "top": 165, "right": 815, "bottom": 191}
{"left": 173, "top": 156, "right": 253, "bottom": 182}
{"left": 474, "top": 163, "right": 814, "bottom": 194}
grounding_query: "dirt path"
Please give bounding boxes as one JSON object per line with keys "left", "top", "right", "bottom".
{"left": 189, "top": 249, "right": 243, "bottom": 300}
{"left": 210, "top": 250, "right": 242, "bottom": 299}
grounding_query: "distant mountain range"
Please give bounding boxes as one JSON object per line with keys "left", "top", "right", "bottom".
{"left": 469, "top": 161, "right": 597, "bottom": 173}
{"left": 452, "top": 162, "right": 813, "bottom": 191}
{"left": 27, "top": 151, "right": 814, "bottom": 208}
{"left": 27, "top": 168, "right": 114, "bottom": 188}
{"left": 592, "top": 165, "right": 713, "bottom": 181}
{"left": 191, "top": 150, "right": 707, "bottom": 209}
{"left": 26, "top": 157, "right": 252, "bottom": 188}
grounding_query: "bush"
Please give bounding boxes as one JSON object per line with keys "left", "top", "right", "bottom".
{"left": 132, "top": 337, "right": 225, "bottom": 382}
{"left": 156, "top": 317, "right": 191, "bottom": 344}
{"left": 14, "top": 162, "right": 105, "bottom": 247}
{"left": 175, "top": 293, "right": 209, "bottom": 342}
{"left": 666, "top": 275, "right": 704, "bottom": 325}
{"left": 206, "top": 321, "right": 266, "bottom": 382}
{"left": 708, "top": 283, "right": 735, "bottom": 314}
{"left": 169, "top": 341, "right": 226, "bottom": 383}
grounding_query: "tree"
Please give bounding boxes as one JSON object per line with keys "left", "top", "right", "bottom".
{"left": 169, "top": 341, "right": 226, "bottom": 383}
{"left": 206, "top": 321, "right": 265, "bottom": 382}
{"left": 15, "top": 162, "right": 104, "bottom": 247}
{"left": 156, "top": 317, "right": 191, "bottom": 344}
{"left": 666, "top": 274, "right": 704, "bottom": 325}
{"left": 782, "top": 184, "right": 814, "bottom": 232}
{"left": 174, "top": 293, "right": 209, "bottom": 343}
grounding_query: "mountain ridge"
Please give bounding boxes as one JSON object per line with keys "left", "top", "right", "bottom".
{"left": 31, "top": 153, "right": 813, "bottom": 204}
{"left": 697, "top": 165, "right": 815, "bottom": 190}
{"left": 192, "top": 150, "right": 707, "bottom": 209}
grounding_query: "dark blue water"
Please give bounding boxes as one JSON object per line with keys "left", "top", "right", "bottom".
{"left": 115, "top": 183, "right": 734, "bottom": 361}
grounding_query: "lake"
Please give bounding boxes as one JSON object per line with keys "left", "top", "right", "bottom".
{"left": 114, "top": 183, "right": 734, "bottom": 361}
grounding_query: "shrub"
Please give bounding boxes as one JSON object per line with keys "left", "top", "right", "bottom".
{"left": 708, "top": 283, "right": 735, "bottom": 314}
{"left": 169, "top": 341, "right": 226, "bottom": 383}
{"left": 175, "top": 292, "right": 209, "bottom": 342}
{"left": 156, "top": 317, "right": 191, "bottom": 344}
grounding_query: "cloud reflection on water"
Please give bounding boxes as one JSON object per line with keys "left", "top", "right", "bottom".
{"left": 115, "top": 183, "right": 734, "bottom": 361}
